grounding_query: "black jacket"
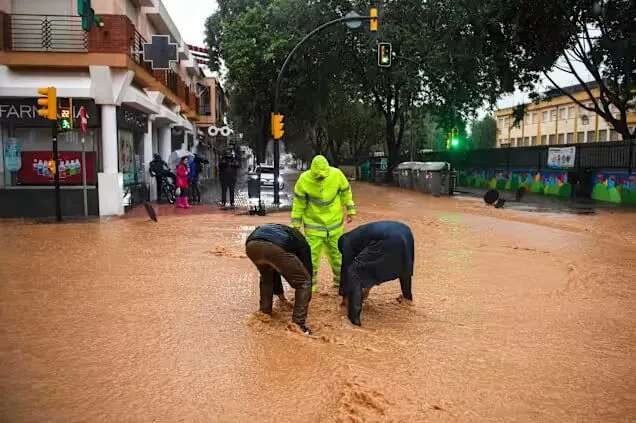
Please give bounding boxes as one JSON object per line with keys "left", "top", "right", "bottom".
{"left": 338, "top": 221, "right": 414, "bottom": 295}
{"left": 246, "top": 224, "right": 312, "bottom": 275}
{"left": 219, "top": 155, "right": 239, "bottom": 183}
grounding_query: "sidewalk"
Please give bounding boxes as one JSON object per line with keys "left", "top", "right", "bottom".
{"left": 454, "top": 185, "right": 636, "bottom": 214}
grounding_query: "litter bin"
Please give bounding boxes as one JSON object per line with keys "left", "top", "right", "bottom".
{"left": 396, "top": 162, "right": 414, "bottom": 189}
{"left": 421, "top": 162, "right": 451, "bottom": 196}
{"left": 247, "top": 172, "right": 265, "bottom": 215}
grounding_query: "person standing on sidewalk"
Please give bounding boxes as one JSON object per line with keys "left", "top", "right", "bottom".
{"left": 188, "top": 154, "right": 209, "bottom": 205}
{"left": 245, "top": 224, "right": 314, "bottom": 334}
{"left": 149, "top": 154, "right": 174, "bottom": 202}
{"left": 175, "top": 156, "right": 191, "bottom": 209}
{"left": 291, "top": 155, "right": 356, "bottom": 293}
{"left": 218, "top": 149, "right": 239, "bottom": 209}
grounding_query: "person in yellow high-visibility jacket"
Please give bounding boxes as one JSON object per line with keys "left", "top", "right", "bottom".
{"left": 291, "top": 155, "right": 356, "bottom": 292}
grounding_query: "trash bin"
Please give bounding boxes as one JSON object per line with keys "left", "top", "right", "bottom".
{"left": 247, "top": 172, "right": 265, "bottom": 215}
{"left": 421, "top": 162, "right": 451, "bottom": 196}
{"left": 396, "top": 162, "right": 413, "bottom": 188}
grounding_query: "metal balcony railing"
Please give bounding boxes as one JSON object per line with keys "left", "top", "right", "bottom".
{"left": 9, "top": 14, "right": 87, "bottom": 52}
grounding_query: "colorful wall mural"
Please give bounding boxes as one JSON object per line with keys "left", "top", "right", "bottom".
{"left": 459, "top": 168, "right": 636, "bottom": 204}
{"left": 591, "top": 172, "right": 636, "bottom": 204}
{"left": 458, "top": 169, "right": 572, "bottom": 198}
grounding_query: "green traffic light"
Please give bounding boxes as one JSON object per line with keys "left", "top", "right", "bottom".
{"left": 451, "top": 137, "right": 460, "bottom": 148}
{"left": 60, "top": 119, "right": 71, "bottom": 130}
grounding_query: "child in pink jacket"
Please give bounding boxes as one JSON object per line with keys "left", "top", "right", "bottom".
{"left": 175, "top": 156, "right": 191, "bottom": 209}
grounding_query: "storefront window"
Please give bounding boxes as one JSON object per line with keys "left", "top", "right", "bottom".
{"left": 118, "top": 129, "right": 144, "bottom": 186}
{"left": 1, "top": 126, "right": 100, "bottom": 188}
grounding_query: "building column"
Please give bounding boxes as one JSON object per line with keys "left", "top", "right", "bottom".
{"left": 159, "top": 125, "right": 171, "bottom": 162}
{"left": 98, "top": 104, "right": 124, "bottom": 217}
{"left": 144, "top": 119, "right": 156, "bottom": 201}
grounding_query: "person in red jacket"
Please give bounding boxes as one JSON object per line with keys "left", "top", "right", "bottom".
{"left": 175, "top": 156, "right": 191, "bottom": 209}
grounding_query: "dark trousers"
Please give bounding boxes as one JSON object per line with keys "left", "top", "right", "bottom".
{"left": 221, "top": 180, "right": 235, "bottom": 206}
{"left": 245, "top": 240, "right": 312, "bottom": 326}
{"left": 190, "top": 177, "right": 201, "bottom": 204}
{"left": 155, "top": 176, "right": 162, "bottom": 201}
{"left": 346, "top": 265, "right": 413, "bottom": 326}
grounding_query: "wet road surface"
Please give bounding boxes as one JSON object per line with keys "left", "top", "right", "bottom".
{"left": 1, "top": 182, "right": 635, "bottom": 422}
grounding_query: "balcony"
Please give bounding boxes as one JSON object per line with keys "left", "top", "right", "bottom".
{"left": 1, "top": 12, "right": 199, "bottom": 117}
{"left": 5, "top": 14, "right": 87, "bottom": 52}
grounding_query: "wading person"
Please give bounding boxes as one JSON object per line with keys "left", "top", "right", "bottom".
{"left": 245, "top": 224, "right": 314, "bottom": 334}
{"left": 339, "top": 221, "right": 415, "bottom": 326}
{"left": 291, "top": 155, "right": 356, "bottom": 293}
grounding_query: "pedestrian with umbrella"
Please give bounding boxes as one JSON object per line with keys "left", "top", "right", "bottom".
{"left": 175, "top": 155, "right": 191, "bottom": 209}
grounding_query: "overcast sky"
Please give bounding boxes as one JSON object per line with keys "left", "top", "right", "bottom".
{"left": 163, "top": 0, "right": 594, "bottom": 115}
{"left": 163, "top": 0, "right": 218, "bottom": 47}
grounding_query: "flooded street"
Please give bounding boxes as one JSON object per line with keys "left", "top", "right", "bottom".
{"left": 1, "top": 182, "right": 635, "bottom": 422}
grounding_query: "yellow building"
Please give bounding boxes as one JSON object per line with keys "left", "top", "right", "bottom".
{"left": 495, "top": 82, "right": 636, "bottom": 148}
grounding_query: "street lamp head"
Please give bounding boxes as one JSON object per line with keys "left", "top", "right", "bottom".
{"left": 344, "top": 11, "right": 362, "bottom": 29}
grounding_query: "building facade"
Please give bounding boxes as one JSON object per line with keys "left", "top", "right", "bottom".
{"left": 0, "top": 0, "right": 226, "bottom": 217}
{"left": 495, "top": 83, "right": 636, "bottom": 148}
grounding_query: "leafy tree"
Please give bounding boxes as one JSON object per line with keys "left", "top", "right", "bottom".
{"left": 470, "top": 116, "right": 498, "bottom": 149}
{"left": 479, "top": 0, "right": 636, "bottom": 139}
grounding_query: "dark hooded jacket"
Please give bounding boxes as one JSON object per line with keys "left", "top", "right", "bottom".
{"left": 246, "top": 224, "right": 312, "bottom": 275}
{"left": 338, "top": 221, "right": 414, "bottom": 296}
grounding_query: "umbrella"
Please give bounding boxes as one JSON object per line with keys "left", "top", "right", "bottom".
{"left": 168, "top": 149, "right": 194, "bottom": 168}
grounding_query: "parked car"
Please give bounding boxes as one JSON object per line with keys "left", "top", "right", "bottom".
{"left": 257, "top": 164, "right": 284, "bottom": 190}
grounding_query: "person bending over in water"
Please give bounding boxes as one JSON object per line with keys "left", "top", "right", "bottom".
{"left": 245, "top": 224, "right": 314, "bottom": 334}
{"left": 338, "top": 221, "right": 415, "bottom": 326}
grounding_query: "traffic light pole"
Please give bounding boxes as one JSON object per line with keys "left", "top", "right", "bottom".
{"left": 52, "top": 121, "right": 62, "bottom": 222}
{"left": 272, "top": 14, "right": 374, "bottom": 205}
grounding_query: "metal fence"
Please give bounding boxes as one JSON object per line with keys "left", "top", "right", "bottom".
{"left": 9, "top": 14, "right": 87, "bottom": 52}
{"left": 422, "top": 140, "right": 636, "bottom": 172}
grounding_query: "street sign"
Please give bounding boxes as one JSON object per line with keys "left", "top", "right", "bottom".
{"left": 142, "top": 35, "right": 178, "bottom": 70}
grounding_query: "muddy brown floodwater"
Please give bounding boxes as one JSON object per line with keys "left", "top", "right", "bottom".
{"left": 1, "top": 182, "right": 635, "bottom": 422}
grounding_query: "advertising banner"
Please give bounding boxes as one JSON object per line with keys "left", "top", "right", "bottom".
{"left": 4, "top": 138, "right": 22, "bottom": 172}
{"left": 17, "top": 151, "right": 96, "bottom": 185}
{"left": 547, "top": 147, "right": 576, "bottom": 169}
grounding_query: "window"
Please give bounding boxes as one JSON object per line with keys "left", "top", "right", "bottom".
{"left": 543, "top": 111, "right": 549, "bottom": 122}
{"left": 610, "top": 129, "right": 620, "bottom": 141}
{"left": 550, "top": 110, "right": 557, "bottom": 121}
{"left": 581, "top": 115, "right": 589, "bottom": 126}
{"left": 541, "top": 135, "right": 547, "bottom": 145}
{"left": 587, "top": 130, "right": 596, "bottom": 143}
{"left": 523, "top": 137, "right": 530, "bottom": 146}
{"left": 558, "top": 134, "right": 565, "bottom": 144}
{"left": 567, "top": 133, "right": 574, "bottom": 144}
{"left": 559, "top": 108, "right": 566, "bottom": 120}
{"left": 549, "top": 134, "right": 556, "bottom": 144}
{"left": 531, "top": 136, "right": 537, "bottom": 145}
{"left": 516, "top": 137, "right": 523, "bottom": 146}
{"left": 577, "top": 132, "right": 585, "bottom": 143}
{"left": 568, "top": 106, "right": 575, "bottom": 119}
{"left": 531, "top": 113, "right": 536, "bottom": 124}
{"left": 498, "top": 118, "right": 504, "bottom": 127}
{"left": 598, "top": 130, "right": 608, "bottom": 142}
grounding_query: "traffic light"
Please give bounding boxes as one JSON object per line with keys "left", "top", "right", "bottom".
{"left": 370, "top": 7, "right": 378, "bottom": 32}
{"left": 37, "top": 87, "right": 57, "bottom": 120}
{"left": 58, "top": 98, "right": 73, "bottom": 131}
{"left": 271, "top": 113, "right": 285, "bottom": 140}
{"left": 450, "top": 127, "right": 460, "bottom": 148}
{"left": 378, "top": 42, "right": 392, "bottom": 68}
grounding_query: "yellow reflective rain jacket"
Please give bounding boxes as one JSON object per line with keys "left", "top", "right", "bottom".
{"left": 291, "top": 155, "right": 356, "bottom": 237}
